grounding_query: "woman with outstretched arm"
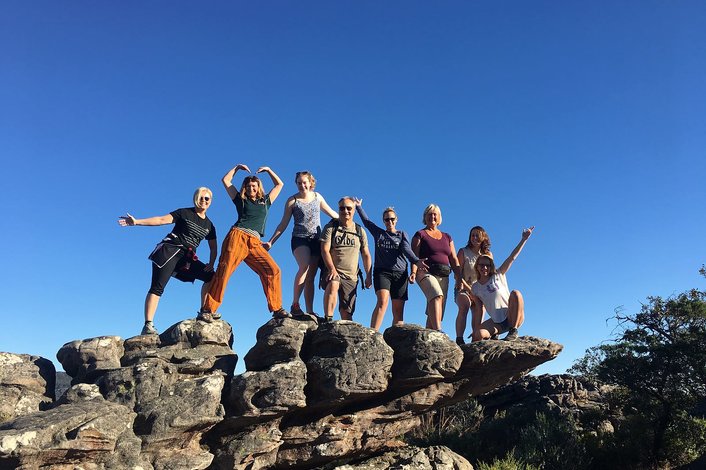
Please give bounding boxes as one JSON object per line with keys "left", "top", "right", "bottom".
{"left": 118, "top": 187, "right": 217, "bottom": 335}
{"left": 471, "top": 226, "right": 535, "bottom": 341}
{"left": 354, "top": 199, "right": 427, "bottom": 330}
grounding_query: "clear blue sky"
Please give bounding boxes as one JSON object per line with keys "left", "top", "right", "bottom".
{"left": 2, "top": 2, "right": 704, "bottom": 376}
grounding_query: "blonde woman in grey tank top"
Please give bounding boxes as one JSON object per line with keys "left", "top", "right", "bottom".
{"left": 264, "top": 171, "right": 338, "bottom": 316}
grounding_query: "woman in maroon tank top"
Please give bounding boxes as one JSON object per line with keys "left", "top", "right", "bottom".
{"left": 410, "top": 204, "right": 462, "bottom": 331}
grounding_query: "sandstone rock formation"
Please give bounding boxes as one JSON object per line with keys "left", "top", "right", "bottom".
{"left": 0, "top": 353, "right": 55, "bottom": 423}
{"left": 1, "top": 317, "right": 562, "bottom": 469}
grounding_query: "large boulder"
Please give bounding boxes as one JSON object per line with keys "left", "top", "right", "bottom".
{"left": 0, "top": 385, "right": 146, "bottom": 469}
{"left": 229, "top": 359, "right": 307, "bottom": 417}
{"left": 244, "top": 318, "right": 313, "bottom": 371}
{"left": 384, "top": 324, "right": 463, "bottom": 387}
{"left": 303, "top": 321, "right": 394, "bottom": 406}
{"left": 56, "top": 336, "right": 124, "bottom": 384}
{"left": 0, "top": 353, "right": 55, "bottom": 423}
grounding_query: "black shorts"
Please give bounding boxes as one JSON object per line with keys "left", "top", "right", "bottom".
{"left": 373, "top": 269, "right": 408, "bottom": 300}
{"left": 291, "top": 236, "right": 321, "bottom": 255}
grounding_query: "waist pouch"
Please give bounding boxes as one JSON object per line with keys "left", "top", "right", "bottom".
{"left": 148, "top": 243, "right": 184, "bottom": 268}
{"left": 428, "top": 263, "right": 452, "bottom": 277}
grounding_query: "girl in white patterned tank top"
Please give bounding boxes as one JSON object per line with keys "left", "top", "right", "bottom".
{"left": 264, "top": 171, "right": 338, "bottom": 316}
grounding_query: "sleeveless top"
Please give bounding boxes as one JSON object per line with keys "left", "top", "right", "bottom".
{"left": 460, "top": 246, "right": 484, "bottom": 285}
{"left": 292, "top": 193, "right": 321, "bottom": 239}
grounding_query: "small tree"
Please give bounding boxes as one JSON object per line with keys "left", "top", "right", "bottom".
{"left": 571, "top": 280, "right": 706, "bottom": 468}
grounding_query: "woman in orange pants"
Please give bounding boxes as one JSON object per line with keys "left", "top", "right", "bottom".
{"left": 198, "top": 163, "right": 290, "bottom": 321}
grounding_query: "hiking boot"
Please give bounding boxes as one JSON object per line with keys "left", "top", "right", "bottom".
{"left": 196, "top": 310, "right": 215, "bottom": 323}
{"left": 272, "top": 308, "right": 292, "bottom": 319}
{"left": 290, "top": 303, "right": 306, "bottom": 316}
{"left": 503, "top": 327, "right": 519, "bottom": 341}
{"left": 141, "top": 322, "right": 158, "bottom": 335}
{"left": 321, "top": 315, "right": 334, "bottom": 323}
{"left": 455, "top": 337, "right": 465, "bottom": 346}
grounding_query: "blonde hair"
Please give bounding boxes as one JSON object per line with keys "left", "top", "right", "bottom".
{"left": 193, "top": 187, "right": 213, "bottom": 205}
{"left": 240, "top": 176, "right": 265, "bottom": 200}
{"left": 382, "top": 206, "right": 396, "bottom": 218}
{"left": 422, "top": 204, "right": 442, "bottom": 226}
{"left": 295, "top": 171, "right": 316, "bottom": 190}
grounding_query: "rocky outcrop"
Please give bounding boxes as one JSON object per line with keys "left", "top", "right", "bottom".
{"left": 0, "top": 383, "right": 146, "bottom": 470}
{"left": 335, "top": 445, "right": 473, "bottom": 469}
{"left": 478, "top": 373, "right": 612, "bottom": 420}
{"left": 1, "top": 313, "right": 562, "bottom": 469}
{"left": 0, "top": 353, "right": 55, "bottom": 423}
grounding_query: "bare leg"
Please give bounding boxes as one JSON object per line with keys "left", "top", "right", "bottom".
{"left": 470, "top": 301, "right": 485, "bottom": 342}
{"left": 200, "top": 281, "right": 212, "bottom": 309}
{"left": 292, "top": 246, "right": 312, "bottom": 308}
{"left": 370, "top": 289, "right": 390, "bottom": 330}
{"left": 425, "top": 296, "right": 443, "bottom": 330}
{"left": 323, "top": 280, "right": 340, "bottom": 319}
{"left": 303, "top": 257, "right": 319, "bottom": 313}
{"left": 507, "top": 290, "right": 524, "bottom": 328}
{"left": 391, "top": 299, "right": 405, "bottom": 326}
{"left": 144, "top": 293, "right": 160, "bottom": 322}
{"left": 455, "top": 292, "right": 471, "bottom": 339}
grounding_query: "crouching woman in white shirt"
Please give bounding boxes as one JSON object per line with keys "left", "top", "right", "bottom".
{"left": 470, "top": 226, "right": 534, "bottom": 342}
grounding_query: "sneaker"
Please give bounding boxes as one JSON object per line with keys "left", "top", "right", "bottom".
{"left": 272, "top": 308, "right": 292, "bottom": 319}
{"left": 141, "top": 322, "right": 158, "bottom": 335}
{"left": 211, "top": 312, "right": 222, "bottom": 320}
{"left": 503, "top": 328, "right": 519, "bottom": 341}
{"left": 455, "top": 337, "right": 465, "bottom": 346}
{"left": 321, "top": 315, "right": 334, "bottom": 323}
{"left": 290, "top": 303, "right": 306, "bottom": 316}
{"left": 196, "top": 310, "right": 214, "bottom": 323}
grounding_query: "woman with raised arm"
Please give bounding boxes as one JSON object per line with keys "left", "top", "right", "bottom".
{"left": 118, "top": 187, "right": 218, "bottom": 336}
{"left": 454, "top": 226, "right": 492, "bottom": 345}
{"left": 410, "top": 204, "right": 462, "bottom": 331}
{"left": 198, "top": 164, "right": 290, "bottom": 321}
{"left": 471, "top": 226, "right": 535, "bottom": 341}
{"left": 354, "top": 199, "right": 427, "bottom": 330}
{"left": 263, "top": 171, "right": 338, "bottom": 317}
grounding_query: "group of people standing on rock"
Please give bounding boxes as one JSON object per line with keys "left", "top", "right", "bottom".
{"left": 119, "top": 164, "right": 534, "bottom": 345}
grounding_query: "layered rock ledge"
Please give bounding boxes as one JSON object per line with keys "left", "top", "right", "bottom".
{"left": 1, "top": 318, "right": 561, "bottom": 469}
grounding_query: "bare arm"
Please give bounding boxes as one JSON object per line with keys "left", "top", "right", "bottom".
{"left": 497, "top": 226, "right": 535, "bottom": 275}
{"left": 257, "top": 166, "right": 284, "bottom": 203}
{"left": 448, "top": 240, "right": 462, "bottom": 284}
{"left": 456, "top": 248, "right": 472, "bottom": 293}
{"left": 263, "top": 196, "right": 295, "bottom": 250}
{"left": 319, "top": 194, "right": 339, "bottom": 219}
{"left": 410, "top": 233, "right": 422, "bottom": 280}
{"left": 320, "top": 239, "right": 339, "bottom": 281}
{"left": 205, "top": 238, "right": 218, "bottom": 271}
{"left": 118, "top": 213, "right": 174, "bottom": 227}
{"left": 222, "top": 164, "right": 250, "bottom": 200}
{"left": 362, "top": 245, "right": 373, "bottom": 289}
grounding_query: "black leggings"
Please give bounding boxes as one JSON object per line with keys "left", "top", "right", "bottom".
{"left": 148, "top": 254, "right": 213, "bottom": 296}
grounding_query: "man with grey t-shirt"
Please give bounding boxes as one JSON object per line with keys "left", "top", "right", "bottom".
{"left": 320, "top": 196, "right": 372, "bottom": 321}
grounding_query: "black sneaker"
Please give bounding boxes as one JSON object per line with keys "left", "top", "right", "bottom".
{"left": 196, "top": 310, "right": 215, "bottom": 323}
{"left": 455, "top": 337, "right": 465, "bottom": 346}
{"left": 272, "top": 308, "right": 292, "bottom": 319}
{"left": 141, "top": 322, "right": 158, "bottom": 335}
{"left": 290, "top": 303, "right": 306, "bottom": 316}
{"left": 321, "top": 315, "right": 334, "bottom": 323}
{"left": 503, "top": 328, "right": 519, "bottom": 341}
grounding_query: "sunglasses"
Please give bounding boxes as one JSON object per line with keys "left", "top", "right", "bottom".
{"left": 477, "top": 263, "right": 491, "bottom": 268}
{"left": 384, "top": 217, "right": 396, "bottom": 222}
{"left": 199, "top": 196, "right": 211, "bottom": 201}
